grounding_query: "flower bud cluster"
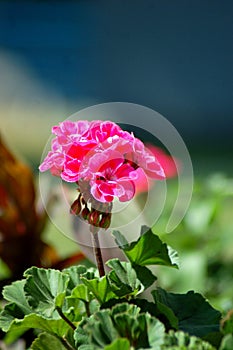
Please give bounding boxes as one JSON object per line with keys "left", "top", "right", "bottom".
{"left": 70, "top": 191, "right": 112, "bottom": 229}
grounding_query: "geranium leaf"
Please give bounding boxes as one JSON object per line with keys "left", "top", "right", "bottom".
{"left": 152, "top": 288, "right": 221, "bottom": 338}
{"left": 132, "top": 264, "right": 157, "bottom": 289}
{"left": 2, "top": 280, "right": 31, "bottom": 315}
{"left": 63, "top": 265, "right": 89, "bottom": 293}
{"left": 0, "top": 304, "right": 30, "bottom": 344}
{"left": 75, "top": 309, "right": 119, "bottom": 348}
{"left": 0, "top": 304, "right": 29, "bottom": 342}
{"left": 104, "top": 338, "right": 130, "bottom": 350}
{"left": 164, "top": 330, "right": 216, "bottom": 349}
{"left": 75, "top": 302, "right": 165, "bottom": 349}
{"left": 146, "top": 313, "right": 166, "bottom": 348}
{"left": 31, "top": 332, "right": 67, "bottom": 350}
{"left": 81, "top": 276, "right": 116, "bottom": 304}
{"left": 106, "top": 259, "right": 143, "bottom": 297}
{"left": 113, "top": 230, "right": 129, "bottom": 249}
{"left": 0, "top": 280, "right": 32, "bottom": 334}
{"left": 3, "top": 313, "right": 71, "bottom": 344}
{"left": 220, "top": 334, "right": 233, "bottom": 350}
{"left": 133, "top": 298, "right": 178, "bottom": 330}
{"left": 114, "top": 311, "right": 165, "bottom": 348}
{"left": 113, "top": 228, "right": 178, "bottom": 268}
{"left": 63, "top": 266, "right": 99, "bottom": 314}
{"left": 23, "top": 267, "right": 70, "bottom": 317}
{"left": 203, "top": 332, "right": 223, "bottom": 349}
{"left": 69, "top": 284, "right": 91, "bottom": 303}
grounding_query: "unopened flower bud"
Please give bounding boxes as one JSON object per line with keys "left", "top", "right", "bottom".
{"left": 81, "top": 206, "right": 90, "bottom": 221}
{"left": 89, "top": 209, "right": 101, "bottom": 227}
{"left": 70, "top": 195, "right": 82, "bottom": 216}
{"left": 99, "top": 213, "right": 111, "bottom": 229}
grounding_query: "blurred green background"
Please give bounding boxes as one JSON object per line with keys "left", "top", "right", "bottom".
{"left": 0, "top": 1, "right": 232, "bottom": 314}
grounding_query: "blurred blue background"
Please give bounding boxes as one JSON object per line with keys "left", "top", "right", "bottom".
{"left": 0, "top": 0, "right": 232, "bottom": 169}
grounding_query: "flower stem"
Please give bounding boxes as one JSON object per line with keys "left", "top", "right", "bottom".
{"left": 56, "top": 306, "right": 76, "bottom": 331}
{"left": 84, "top": 301, "right": 91, "bottom": 317}
{"left": 91, "top": 228, "right": 105, "bottom": 277}
{"left": 60, "top": 337, "right": 76, "bottom": 350}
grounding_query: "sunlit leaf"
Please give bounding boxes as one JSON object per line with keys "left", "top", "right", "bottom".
{"left": 113, "top": 228, "right": 178, "bottom": 268}
{"left": 63, "top": 265, "right": 89, "bottom": 293}
{"left": 106, "top": 259, "right": 143, "bottom": 297}
{"left": 69, "top": 284, "right": 91, "bottom": 303}
{"left": 2, "top": 280, "right": 31, "bottom": 315}
{"left": 24, "top": 267, "right": 70, "bottom": 317}
{"left": 104, "top": 338, "right": 130, "bottom": 350}
{"left": 0, "top": 280, "right": 32, "bottom": 336}
{"left": 219, "top": 334, "right": 233, "bottom": 350}
{"left": 146, "top": 313, "right": 166, "bottom": 348}
{"left": 75, "top": 309, "right": 119, "bottom": 348}
{"left": 163, "top": 330, "right": 216, "bottom": 349}
{"left": 31, "top": 332, "right": 67, "bottom": 350}
{"left": 81, "top": 276, "right": 116, "bottom": 304}
{"left": 3, "top": 313, "right": 71, "bottom": 345}
{"left": 75, "top": 302, "right": 165, "bottom": 349}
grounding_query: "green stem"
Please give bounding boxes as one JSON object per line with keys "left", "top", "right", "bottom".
{"left": 91, "top": 229, "right": 105, "bottom": 277}
{"left": 56, "top": 306, "right": 76, "bottom": 331}
{"left": 60, "top": 336, "right": 76, "bottom": 350}
{"left": 84, "top": 301, "right": 91, "bottom": 317}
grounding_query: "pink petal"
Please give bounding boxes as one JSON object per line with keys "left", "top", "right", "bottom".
{"left": 133, "top": 168, "right": 150, "bottom": 194}
{"left": 114, "top": 163, "right": 136, "bottom": 179}
{"left": 61, "top": 159, "right": 81, "bottom": 182}
{"left": 146, "top": 145, "right": 179, "bottom": 178}
{"left": 88, "top": 150, "right": 124, "bottom": 173}
{"left": 90, "top": 182, "right": 114, "bottom": 203}
{"left": 39, "top": 151, "right": 64, "bottom": 175}
{"left": 117, "top": 180, "right": 135, "bottom": 202}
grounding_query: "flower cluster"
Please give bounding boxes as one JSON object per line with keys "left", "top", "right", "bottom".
{"left": 39, "top": 120, "right": 165, "bottom": 203}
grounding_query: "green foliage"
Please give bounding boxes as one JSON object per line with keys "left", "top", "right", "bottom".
{"left": 3, "top": 314, "right": 71, "bottom": 345}
{"left": 218, "top": 310, "right": 233, "bottom": 350}
{"left": 23, "top": 267, "right": 70, "bottom": 317}
{"left": 154, "top": 173, "right": 233, "bottom": 313}
{"left": 0, "top": 266, "right": 89, "bottom": 345}
{"left": 0, "top": 225, "right": 225, "bottom": 349}
{"left": 152, "top": 288, "right": 221, "bottom": 338}
{"left": 113, "top": 227, "right": 178, "bottom": 268}
{"left": 31, "top": 332, "right": 67, "bottom": 350}
{"left": 106, "top": 259, "right": 143, "bottom": 297}
{"left": 63, "top": 265, "right": 91, "bottom": 292}
{"left": 2, "top": 280, "right": 32, "bottom": 316}
{"left": 104, "top": 338, "right": 130, "bottom": 350}
{"left": 219, "top": 334, "right": 233, "bottom": 350}
{"left": 74, "top": 303, "right": 165, "bottom": 349}
{"left": 81, "top": 275, "right": 115, "bottom": 304}
{"left": 162, "top": 330, "right": 216, "bottom": 349}
{"left": 220, "top": 310, "right": 233, "bottom": 335}
{"left": 132, "top": 264, "right": 157, "bottom": 289}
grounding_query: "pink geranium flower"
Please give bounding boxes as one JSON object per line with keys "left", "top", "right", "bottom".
{"left": 133, "top": 144, "right": 179, "bottom": 194}
{"left": 87, "top": 150, "right": 138, "bottom": 202}
{"left": 147, "top": 145, "right": 179, "bottom": 178}
{"left": 39, "top": 120, "right": 166, "bottom": 203}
